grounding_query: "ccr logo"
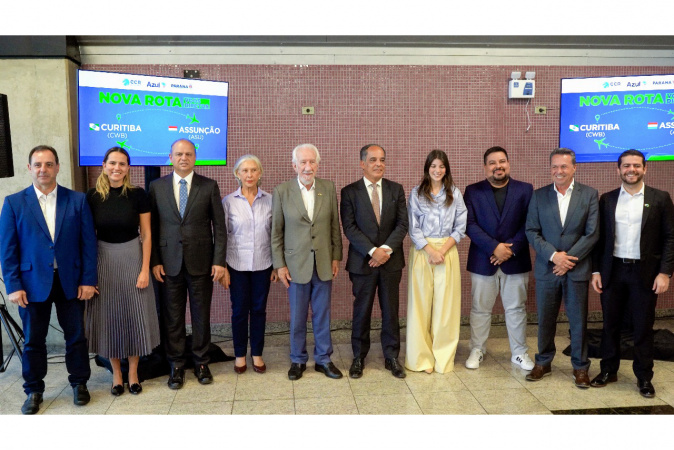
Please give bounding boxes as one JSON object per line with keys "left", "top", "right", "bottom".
{"left": 123, "top": 79, "right": 141, "bottom": 86}
{"left": 602, "top": 81, "right": 621, "bottom": 88}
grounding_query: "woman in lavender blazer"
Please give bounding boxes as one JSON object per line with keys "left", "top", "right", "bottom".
{"left": 221, "top": 155, "right": 277, "bottom": 374}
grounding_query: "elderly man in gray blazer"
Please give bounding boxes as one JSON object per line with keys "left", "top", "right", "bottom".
{"left": 525, "top": 148, "right": 599, "bottom": 388}
{"left": 271, "top": 143, "right": 343, "bottom": 380}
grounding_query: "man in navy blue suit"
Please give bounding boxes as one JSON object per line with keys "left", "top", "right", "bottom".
{"left": 0, "top": 145, "right": 97, "bottom": 414}
{"left": 464, "top": 147, "right": 534, "bottom": 371}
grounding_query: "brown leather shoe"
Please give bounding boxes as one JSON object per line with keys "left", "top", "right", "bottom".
{"left": 573, "top": 369, "right": 591, "bottom": 389}
{"left": 525, "top": 364, "right": 551, "bottom": 381}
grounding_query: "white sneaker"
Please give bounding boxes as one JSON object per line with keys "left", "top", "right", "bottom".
{"left": 511, "top": 353, "right": 535, "bottom": 370}
{"left": 465, "top": 348, "right": 484, "bottom": 369}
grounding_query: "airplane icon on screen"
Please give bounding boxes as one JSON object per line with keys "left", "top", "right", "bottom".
{"left": 594, "top": 138, "right": 608, "bottom": 149}
{"left": 117, "top": 140, "right": 130, "bottom": 150}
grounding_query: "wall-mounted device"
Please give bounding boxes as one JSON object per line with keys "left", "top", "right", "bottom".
{"left": 509, "top": 71, "right": 536, "bottom": 99}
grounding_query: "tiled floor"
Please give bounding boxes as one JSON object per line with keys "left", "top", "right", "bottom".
{"left": 3, "top": 323, "right": 674, "bottom": 416}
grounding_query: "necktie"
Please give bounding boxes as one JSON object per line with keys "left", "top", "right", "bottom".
{"left": 371, "top": 183, "right": 380, "bottom": 225}
{"left": 179, "top": 179, "right": 188, "bottom": 218}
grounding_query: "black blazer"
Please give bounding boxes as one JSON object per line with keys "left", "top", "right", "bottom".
{"left": 149, "top": 172, "right": 227, "bottom": 277}
{"left": 340, "top": 178, "right": 408, "bottom": 275}
{"left": 592, "top": 185, "right": 674, "bottom": 290}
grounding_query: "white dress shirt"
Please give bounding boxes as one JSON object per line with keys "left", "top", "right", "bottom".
{"left": 554, "top": 179, "right": 575, "bottom": 226}
{"left": 363, "top": 177, "right": 392, "bottom": 256}
{"left": 550, "top": 180, "right": 575, "bottom": 262}
{"left": 297, "top": 177, "right": 315, "bottom": 221}
{"left": 613, "top": 183, "right": 644, "bottom": 259}
{"left": 34, "top": 184, "right": 58, "bottom": 268}
{"left": 173, "top": 171, "right": 194, "bottom": 210}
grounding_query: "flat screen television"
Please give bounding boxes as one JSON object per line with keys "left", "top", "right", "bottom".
{"left": 78, "top": 70, "right": 229, "bottom": 166}
{"left": 560, "top": 74, "right": 674, "bottom": 163}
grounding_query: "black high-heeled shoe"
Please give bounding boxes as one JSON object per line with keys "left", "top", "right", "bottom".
{"left": 111, "top": 384, "right": 124, "bottom": 396}
{"left": 128, "top": 383, "right": 143, "bottom": 395}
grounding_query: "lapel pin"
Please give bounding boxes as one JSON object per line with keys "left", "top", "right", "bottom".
{"left": 318, "top": 193, "right": 322, "bottom": 196}
{"left": 645, "top": 204, "right": 650, "bottom": 208}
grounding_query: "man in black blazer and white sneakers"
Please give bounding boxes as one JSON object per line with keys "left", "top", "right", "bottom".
{"left": 590, "top": 149, "right": 674, "bottom": 398}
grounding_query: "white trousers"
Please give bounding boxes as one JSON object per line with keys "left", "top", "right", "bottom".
{"left": 469, "top": 268, "right": 529, "bottom": 357}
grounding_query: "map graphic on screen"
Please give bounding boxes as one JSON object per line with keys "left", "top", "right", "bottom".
{"left": 560, "top": 74, "right": 674, "bottom": 163}
{"left": 78, "top": 70, "right": 229, "bottom": 166}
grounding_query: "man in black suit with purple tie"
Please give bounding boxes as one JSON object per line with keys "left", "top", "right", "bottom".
{"left": 590, "top": 149, "right": 674, "bottom": 398}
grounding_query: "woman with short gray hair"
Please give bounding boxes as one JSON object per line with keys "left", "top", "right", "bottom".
{"left": 221, "top": 155, "right": 277, "bottom": 374}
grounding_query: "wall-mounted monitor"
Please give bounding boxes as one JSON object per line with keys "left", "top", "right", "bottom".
{"left": 78, "top": 70, "right": 229, "bottom": 166}
{"left": 560, "top": 74, "right": 674, "bottom": 163}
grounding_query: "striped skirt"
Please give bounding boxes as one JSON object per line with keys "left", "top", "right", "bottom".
{"left": 85, "top": 238, "right": 160, "bottom": 359}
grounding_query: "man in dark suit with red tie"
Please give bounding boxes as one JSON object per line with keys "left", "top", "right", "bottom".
{"left": 340, "top": 144, "right": 409, "bottom": 378}
{"left": 590, "top": 149, "right": 674, "bottom": 398}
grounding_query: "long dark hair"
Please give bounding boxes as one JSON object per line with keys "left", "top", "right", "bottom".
{"left": 417, "top": 149, "right": 454, "bottom": 207}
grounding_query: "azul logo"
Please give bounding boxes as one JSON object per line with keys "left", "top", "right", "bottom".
{"left": 626, "top": 81, "right": 641, "bottom": 88}
{"left": 90, "top": 123, "right": 142, "bottom": 132}
{"left": 147, "top": 82, "right": 167, "bottom": 88}
{"left": 123, "top": 79, "right": 141, "bottom": 86}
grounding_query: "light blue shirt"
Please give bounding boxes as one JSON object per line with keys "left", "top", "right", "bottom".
{"left": 222, "top": 187, "right": 273, "bottom": 272}
{"left": 408, "top": 185, "right": 467, "bottom": 250}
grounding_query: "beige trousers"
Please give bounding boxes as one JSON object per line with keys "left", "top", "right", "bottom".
{"left": 405, "top": 238, "right": 461, "bottom": 373}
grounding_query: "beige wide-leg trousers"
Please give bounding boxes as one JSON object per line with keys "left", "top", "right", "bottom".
{"left": 405, "top": 238, "right": 461, "bottom": 373}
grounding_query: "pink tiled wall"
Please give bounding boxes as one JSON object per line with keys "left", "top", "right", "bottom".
{"left": 84, "top": 64, "right": 674, "bottom": 324}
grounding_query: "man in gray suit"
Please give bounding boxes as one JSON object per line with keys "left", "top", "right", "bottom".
{"left": 525, "top": 148, "right": 599, "bottom": 388}
{"left": 271, "top": 143, "right": 343, "bottom": 380}
{"left": 150, "top": 139, "right": 226, "bottom": 389}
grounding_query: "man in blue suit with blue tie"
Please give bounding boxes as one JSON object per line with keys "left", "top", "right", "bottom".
{"left": 464, "top": 147, "right": 535, "bottom": 371}
{"left": 0, "top": 145, "right": 97, "bottom": 414}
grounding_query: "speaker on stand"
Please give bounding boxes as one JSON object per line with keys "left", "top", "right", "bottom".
{"left": 0, "top": 94, "right": 14, "bottom": 179}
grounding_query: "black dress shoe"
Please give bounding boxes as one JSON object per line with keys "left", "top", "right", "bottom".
{"left": 315, "top": 362, "right": 343, "bottom": 379}
{"left": 349, "top": 358, "right": 364, "bottom": 379}
{"left": 21, "top": 392, "right": 43, "bottom": 415}
{"left": 73, "top": 385, "right": 91, "bottom": 406}
{"left": 128, "top": 383, "right": 143, "bottom": 395}
{"left": 590, "top": 372, "right": 618, "bottom": 388}
{"left": 110, "top": 384, "right": 124, "bottom": 396}
{"left": 385, "top": 358, "right": 406, "bottom": 379}
{"left": 638, "top": 379, "right": 656, "bottom": 398}
{"left": 168, "top": 367, "right": 185, "bottom": 390}
{"left": 194, "top": 364, "right": 213, "bottom": 385}
{"left": 288, "top": 363, "right": 307, "bottom": 380}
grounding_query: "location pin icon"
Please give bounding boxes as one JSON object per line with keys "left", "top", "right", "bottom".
{"left": 116, "top": 114, "right": 121, "bottom": 121}
{"left": 595, "top": 115, "right": 600, "bottom": 122}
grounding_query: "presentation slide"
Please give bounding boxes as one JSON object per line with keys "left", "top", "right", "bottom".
{"left": 560, "top": 74, "right": 674, "bottom": 163}
{"left": 78, "top": 70, "right": 229, "bottom": 166}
